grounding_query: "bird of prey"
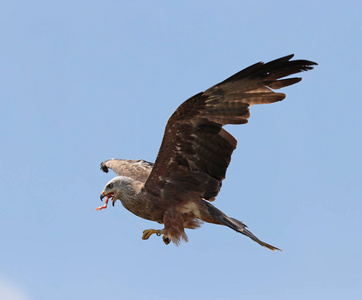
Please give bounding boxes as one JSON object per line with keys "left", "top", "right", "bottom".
{"left": 97, "top": 54, "right": 316, "bottom": 251}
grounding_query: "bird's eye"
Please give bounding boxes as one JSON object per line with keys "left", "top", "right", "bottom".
{"left": 108, "top": 183, "right": 114, "bottom": 189}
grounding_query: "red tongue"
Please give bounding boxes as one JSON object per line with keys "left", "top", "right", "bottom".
{"left": 96, "top": 194, "right": 112, "bottom": 211}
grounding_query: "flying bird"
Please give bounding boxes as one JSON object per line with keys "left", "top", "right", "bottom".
{"left": 98, "top": 54, "right": 317, "bottom": 251}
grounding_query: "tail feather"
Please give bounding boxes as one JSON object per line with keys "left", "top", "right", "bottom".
{"left": 203, "top": 201, "right": 282, "bottom": 251}
{"left": 229, "top": 217, "right": 282, "bottom": 252}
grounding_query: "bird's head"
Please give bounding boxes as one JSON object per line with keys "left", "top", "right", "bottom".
{"left": 100, "top": 176, "right": 135, "bottom": 206}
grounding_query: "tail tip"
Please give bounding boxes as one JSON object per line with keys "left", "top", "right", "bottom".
{"left": 262, "top": 243, "right": 283, "bottom": 252}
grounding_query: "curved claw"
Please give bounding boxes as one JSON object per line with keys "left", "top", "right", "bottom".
{"left": 142, "top": 229, "right": 171, "bottom": 245}
{"left": 163, "top": 236, "right": 171, "bottom": 245}
{"left": 142, "top": 229, "right": 161, "bottom": 240}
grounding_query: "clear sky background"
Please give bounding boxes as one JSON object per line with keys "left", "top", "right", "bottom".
{"left": 1, "top": 1, "right": 361, "bottom": 299}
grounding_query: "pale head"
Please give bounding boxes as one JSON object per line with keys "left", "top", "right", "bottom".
{"left": 100, "top": 176, "right": 136, "bottom": 206}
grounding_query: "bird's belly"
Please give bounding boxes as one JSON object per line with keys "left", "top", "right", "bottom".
{"left": 179, "top": 202, "right": 202, "bottom": 219}
{"left": 121, "top": 200, "right": 164, "bottom": 223}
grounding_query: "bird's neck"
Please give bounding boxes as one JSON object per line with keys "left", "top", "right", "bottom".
{"left": 117, "top": 181, "right": 144, "bottom": 214}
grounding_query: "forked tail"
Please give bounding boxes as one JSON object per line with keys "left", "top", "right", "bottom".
{"left": 203, "top": 201, "right": 282, "bottom": 251}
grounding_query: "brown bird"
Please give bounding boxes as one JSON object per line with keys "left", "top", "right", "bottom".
{"left": 98, "top": 54, "right": 317, "bottom": 251}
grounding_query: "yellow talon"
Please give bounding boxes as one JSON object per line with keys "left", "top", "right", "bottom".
{"left": 142, "top": 229, "right": 170, "bottom": 245}
{"left": 142, "top": 229, "right": 160, "bottom": 240}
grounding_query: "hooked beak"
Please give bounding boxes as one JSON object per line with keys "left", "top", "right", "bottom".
{"left": 99, "top": 190, "right": 115, "bottom": 205}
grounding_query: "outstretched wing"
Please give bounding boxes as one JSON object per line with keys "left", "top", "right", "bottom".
{"left": 143, "top": 54, "right": 317, "bottom": 202}
{"left": 100, "top": 159, "right": 154, "bottom": 183}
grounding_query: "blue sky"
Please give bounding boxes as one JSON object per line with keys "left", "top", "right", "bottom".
{"left": 1, "top": 1, "right": 361, "bottom": 299}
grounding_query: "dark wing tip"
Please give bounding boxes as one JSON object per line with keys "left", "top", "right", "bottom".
{"left": 307, "top": 60, "right": 318, "bottom": 66}
{"left": 273, "top": 54, "right": 317, "bottom": 65}
{"left": 100, "top": 161, "right": 109, "bottom": 173}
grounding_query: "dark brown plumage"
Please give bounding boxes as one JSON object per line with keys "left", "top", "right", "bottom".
{"left": 98, "top": 54, "right": 317, "bottom": 250}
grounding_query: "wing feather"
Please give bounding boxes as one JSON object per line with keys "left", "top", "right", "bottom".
{"left": 100, "top": 159, "right": 153, "bottom": 183}
{"left": 142, "top": 54, "right": 317, "bottom": 202}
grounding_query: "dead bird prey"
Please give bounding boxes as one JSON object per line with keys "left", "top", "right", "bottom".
{"left": 97, "top": 54, "right": 316, "bottom": 251}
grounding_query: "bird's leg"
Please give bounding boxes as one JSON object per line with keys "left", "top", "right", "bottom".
{"left": 142, "top": 229, "right": 161, "bottom": 240}
{"left": 142, "top": 229, "right": 171, "bottom": 245}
